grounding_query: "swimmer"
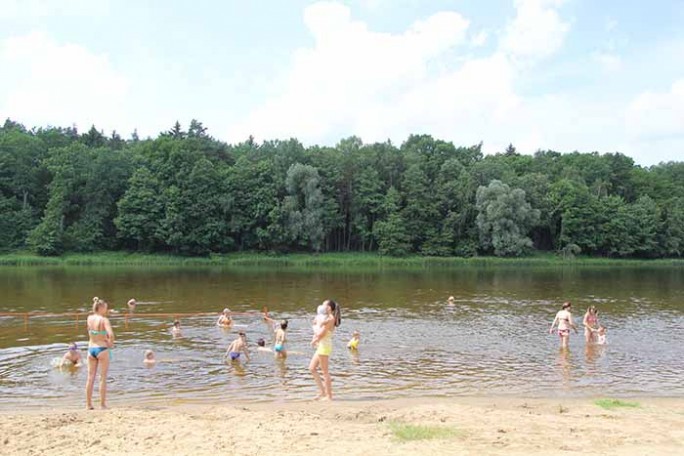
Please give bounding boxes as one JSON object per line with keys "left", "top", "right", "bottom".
{"left": 596, "top": 326, "right": 607, "bottom": 345}
{"left": 60, "top": 342, "right": 83, "bottom": 367}
{"left": 447, "top": 296, "right": 455, "bottom": 305}
{"left": 583, "top": 305, "right": 600, "bottom": 344}
{"left": 549, "top": 301, "right": 578, "bottom": 349}
{"left": 273, "top": 320, "right": 288, "bottom": 359}
{"left": 347, "top": 330, "right": 360, "bottom": 350}
{"left": 224, "top": 332, "right": 250, "bottom": 362}
{"left": 256, "top": 338, "right": 272, "bottom": 353}
{"left": 127, "top": 298, "right": 137, "bottom": 312}
{"left": 216, "top": 308, "right": 232, "bottom": 327}
{"left": 171, "top": 320, "right": 182, "bottom": 338}
{"left": 263, "top": 312, "right": 288, "bottom": 359}
{"left": 143, "top": 349, "right": 156, "bottom": 364}
{"left": 86, "top": 297, "right": 114, "bottom": 410}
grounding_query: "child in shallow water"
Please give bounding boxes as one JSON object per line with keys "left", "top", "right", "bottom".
{"left": 60, "top": 342, "right": 83, "bottom": 367}
{"left": 225, "top": 332, "right": 250, "bottom": 362}
{"left": 171, "top": 320, "right": 182, "bottom": 338}
{"left": 596, "top": 326, "right": 608, "bottom": 345}
{"left": 143, "top": 350, "right": 156, "bottom": 364}
{"left": 311, "top": 304, "right": 329, "bottom": 343}
{"left": 347, "top": 331, "right": 360, "bottom": 350}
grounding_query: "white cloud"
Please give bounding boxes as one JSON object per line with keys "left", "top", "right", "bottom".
{"left": 626, "top": 80, "right": 684, "bottom": 143}
{"left": 592, "top": 51, "right": 622, "bottom": 72}
{"left": 471, "top": 30, "right": 488, "bottom": 47}
{"left": 228, "top": 0, "right": 571, "bottom": 154}
{"left": 0, "top": 31, "right": 129, "bottom": 133}
{"left": 229, "top": 2, "right": 470, "bottom": 142}
{"left": 0, "top": 0, "right": 111, "bottom": 19}
{"left": 500, "top": 0, "right": 570, "bottom": 60}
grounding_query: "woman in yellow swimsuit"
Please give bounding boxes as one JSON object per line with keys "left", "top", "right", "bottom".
{"left": 309, "top": 299, "right": 341, "bottom": 400}
{"left": 85, "top": 297, "right": 115, "bottom": 410}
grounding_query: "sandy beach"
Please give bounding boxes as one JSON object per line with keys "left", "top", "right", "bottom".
{"left": 1, "top": 397, "right": 682, "bottom": 456}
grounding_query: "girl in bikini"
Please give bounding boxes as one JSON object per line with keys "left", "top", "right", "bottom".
{"left": 85, "top": 297, "right": 115, "bottom": 410}
{"left": 549, "top": 301, "right": 577, "bottom": 349}
{"left": 309, "top": 299, "right": 341, "bottom": 400}
{"left": 582, "top": 305, "right": 599, "bottom": 344}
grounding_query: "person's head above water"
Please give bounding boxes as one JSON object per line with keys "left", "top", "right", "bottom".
{"left": 280, "top": 320, "right": 288, "bottom": 330}
{"left": 144, "top": 349, "right": 155, "bottom": 360}
{"left": 128, "top": 298, "right": 136, "bottom": 307}
{"left": 223, "top": 308, "right": 231, "bottom": 315}
{"left": 69, "top": 342, "right": 78, "bottom": 351}
{"left": 173, "top": 320, "right": 180, "bottom": 328}
{"left": 257, "top": 338, "right": 265, "bottom": 347}
{"left": 562, "top": 301, "right": 572, "bottom": 310}
{"left": 447, "top": 296, "right": 455, "bottom": 303}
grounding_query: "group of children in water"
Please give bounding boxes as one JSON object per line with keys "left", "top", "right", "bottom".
{"left": 549, "top": 302, "right": 607, "bottom": 349}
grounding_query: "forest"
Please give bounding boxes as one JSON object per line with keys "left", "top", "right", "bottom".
{"left": 0, "top": 118, "right": 682, "bottom": 258}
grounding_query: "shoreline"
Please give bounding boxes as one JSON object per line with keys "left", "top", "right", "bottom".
{"left": 1, "top": 396, "right": 682, "bottom": 455}
{"left": 1, "top": 251, "right": 683, "bottom": 268}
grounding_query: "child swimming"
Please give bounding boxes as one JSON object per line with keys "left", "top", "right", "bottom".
{"left": 171, "top": 320, "right": 182, "bottom": 338}
{"left": 225, "top": 332, "right": 250, "bottom": 362}
{"left": 143, "top": 349, "right": 156, "bottom": 364}
{"left": 59, "top": 342, "right": 83, "bottom": 367}
{"left": 347, "top": 331, "right": 360, "bottom": 350}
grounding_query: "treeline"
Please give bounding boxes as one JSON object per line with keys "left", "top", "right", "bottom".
{"left": 1, "top": 118, "right": 682, "bottom": 258}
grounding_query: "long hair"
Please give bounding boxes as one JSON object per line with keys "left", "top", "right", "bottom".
{"left": 325, "top": 299, "right": 341, "bottom": 327}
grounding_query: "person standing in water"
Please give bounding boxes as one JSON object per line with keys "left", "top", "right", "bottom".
{"left": 85, "top": 297, "right": 115, "bottom": 410}
{"left": 217, "top": 308, "right": 232, "bottom": 327}
{"left": 549, "top": 301, "right": 577, "bottom": 349}
{"left": 582, "top": 305, "right": 599, "bottom": 344}
{"left": 309, "top": 299, "right": 341, "bottom": 401}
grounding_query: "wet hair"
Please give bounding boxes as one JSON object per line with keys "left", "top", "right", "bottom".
{"left": 92, "top": 297, "right": 107, "bottom": 313}
{"left": 280, "top": 320, "right": 288, "bottom": 330}
{"left": 257, "top": 338, "right": 265, "bottom": 347}
{"left": 562, "top": 301, "right": 572, "bottom": 310}
{"left": 324, "top": 299, "right": 341, "bottom": 327}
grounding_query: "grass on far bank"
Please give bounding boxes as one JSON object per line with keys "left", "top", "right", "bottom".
{"left": 0, "top": 250, "right": 682, "bottom": 268}
{"left": 594, "top": 399, "right": 640, "bottom": 410}
{"left": 388, "top": 421, "right": 461, "bottom": 442}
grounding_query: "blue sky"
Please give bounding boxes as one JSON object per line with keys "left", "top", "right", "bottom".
{"left": 1, "top": 0, "right": 682, "bottom": 165}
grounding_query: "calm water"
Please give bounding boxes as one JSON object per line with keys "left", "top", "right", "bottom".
{"left": 1, "top": 265, "right": 683, "bottom": 409}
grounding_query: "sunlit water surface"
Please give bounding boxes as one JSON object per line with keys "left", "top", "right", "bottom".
{"left": 1, "top": 265, "right": 682, "bottom": 409}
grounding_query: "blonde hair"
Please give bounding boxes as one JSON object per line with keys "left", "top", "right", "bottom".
{"left": 92, "top": 297, "right": 107, "bottom": 314}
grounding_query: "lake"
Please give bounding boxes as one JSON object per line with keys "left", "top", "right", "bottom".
{"left": 1, "top": 264, "right": 682, "bottom": 409}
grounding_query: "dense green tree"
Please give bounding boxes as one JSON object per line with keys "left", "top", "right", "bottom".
{"left": 374, "top": 186, "right": 410, "bottom": 256}
{"left": 476, "top": 180, "right": 540, "bottom": 256}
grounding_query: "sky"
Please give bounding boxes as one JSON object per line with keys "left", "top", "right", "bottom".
{"left": 0, "top": 0, "right": 683, "bottom": 166}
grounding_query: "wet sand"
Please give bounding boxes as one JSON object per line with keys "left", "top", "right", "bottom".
{"left": 1, "top": 397, "right": 682, "bottom": 455}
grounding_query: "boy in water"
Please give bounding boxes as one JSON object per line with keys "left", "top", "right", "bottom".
{"left": 171, "top": 320, "right": 182, "bottom": 338}
{"left": 60, "top": 342, "right": 82, "bottom": 367}
{"left": 143, "top": 349, "right": 156, "bottom": 365}
{"left": 225, "top": 332, "right": 250, "bottom": 362}
{"left": 347, "top": 330, "right": 360, "bottom": 350}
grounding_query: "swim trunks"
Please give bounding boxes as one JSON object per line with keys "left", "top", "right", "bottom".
{"left": 229, "top": 352, "right": 240, "bottom": 361}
